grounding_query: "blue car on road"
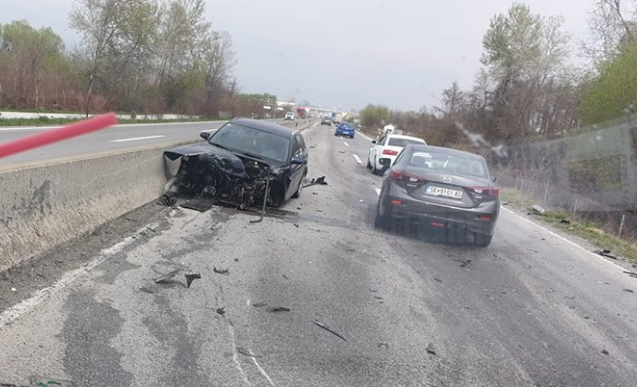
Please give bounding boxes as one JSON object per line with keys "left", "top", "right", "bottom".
{"left": 334, "top": 122, "right": 355, "bottom": 139}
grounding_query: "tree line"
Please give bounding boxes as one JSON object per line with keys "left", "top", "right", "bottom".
{"left": 0, "top": 0, "right": 272, "bottom": 117}
{"left": 360, "top": 1, "right": 637, "bottom": 146}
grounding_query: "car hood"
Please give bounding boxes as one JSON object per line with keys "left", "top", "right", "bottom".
{"left": 164, "top": 141, "right": 286, "bottom": 168}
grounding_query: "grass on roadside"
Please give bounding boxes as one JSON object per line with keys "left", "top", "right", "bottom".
{"left": 0, "top": 116, "right": 221, "bottom": 127}
{"left": 501, "top": 187, "right": 637, "bottom": 262}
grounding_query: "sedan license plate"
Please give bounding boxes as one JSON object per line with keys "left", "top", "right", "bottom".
{"left": 426, "top": 185, "right": 463, "bottom": 199}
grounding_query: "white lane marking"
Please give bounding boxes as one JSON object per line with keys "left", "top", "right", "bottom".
{"left": 251, "top": 356, "right": 277, "bottom": 386}
{"left": 0, "top": 222, "right": 158, "bottom": 328}
{"left": 352, "top": 154, "right": 362, "bottom": 164}
{"left": 0, "top": 127, "right": 48, "bottom": 132}
{"left": 343, "top": 142, "right": 350, "bottom": 147}
{"left": 357, "top": 131, "right": 373, "bottom": 141}
{"left": 110, "top": 135, "right": 165, "bottom": 143}
{"left": 501, "top": 207, "right": 627, "bottom": 272}
{"left": 228, "top": 321, "right": 254, "bottom": 386}
{"left": 375, "top": 188, "right": 381, "bottom": 196}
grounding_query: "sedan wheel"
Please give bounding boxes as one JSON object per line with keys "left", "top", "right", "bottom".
{"left": 371, "top": 158, "right": 380, "bottom": 175}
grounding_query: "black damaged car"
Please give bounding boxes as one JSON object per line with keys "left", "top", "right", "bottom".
{"left": 163, "top": 118, "right": 308, "bottom": 208}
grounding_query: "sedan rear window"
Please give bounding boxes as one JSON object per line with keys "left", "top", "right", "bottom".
{"left": 388, "top": 138, "right": 424, "bottom": 147}
{"left": 209, "top": 123, "right": 291, "bottom": 162}
{"left": 409, "top": 151, "right": 486, "bottom": 177}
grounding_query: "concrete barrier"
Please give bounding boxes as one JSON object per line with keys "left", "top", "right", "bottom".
{"left": 0, "top": 119, "right": 318, "bottom": 273}
{"left": 0, "top": 142, "right": 188, "bottom": 273}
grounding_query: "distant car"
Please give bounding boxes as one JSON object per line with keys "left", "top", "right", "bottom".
{"left": 321, "top": 116, "right": 332, "bottom": 125}
{"left": 374, "top": 144, "right": 499, "bottom": 247}
{"left": 284, "top": 112, "right": 295, "bottom": 121}
{"left": 334, "top": 122, "right": 355, "bottom": 138}
{"left": 367, "top": 134, "right": 426, "bottom": 175}
{"left": 163, "top": 118, "right": 308, "bottom": 208}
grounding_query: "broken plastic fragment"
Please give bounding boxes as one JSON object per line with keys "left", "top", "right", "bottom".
{"left": 216, "top": 307, "right": 226, "bottom": 315}
{"left": 601, "top": 349, "right": 609, "bottom": 355}
{"left": 594, "top": 250, "right": 618, "bottom": 260}
{"left": 185, "top": 273, "right": 201, "bottom": 288}
{"left": 252, "top": 302, "right": 267, "bottom": 308}
{"left": 213, "top": 267, "right": 229, "bottom": 275}
{"left": 155, "top": 269, "right": 181, "bottom": 284}
{"left": 426, "top": 343, "right": 436, "bottom": 355}
{"left": 237, "top": 347, "right": 259, "bottom": 357}
{"left": 266, "top": 306, "right": 290, "bottom": 313}
{"left": 140, "top": 287, "right": 154, "bottom": 294}
{"left": 531, "top": 205, "right": 545, "bottom": 215}
{"left": 312, "top": 321, "right": 346, "bottom": 341}
{"left": 460, "top": 259, "right": 472, "bottom": 268}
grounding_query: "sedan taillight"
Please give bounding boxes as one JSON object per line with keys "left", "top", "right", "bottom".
{"left": 382, "top": 149, "right": 399, "bottom": 156}
{"left": 469, "top": 186, "right": 499, "bottom": 197}
{"left": 392, "top": 170, "right": 425, "bottom": 184}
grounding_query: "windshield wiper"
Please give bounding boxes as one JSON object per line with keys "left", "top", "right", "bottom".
{"left": 240, "top": 152, "right": 263, "bottom": 160}
{"left": 209, "top": 142, "right": 232, "bottom": 151}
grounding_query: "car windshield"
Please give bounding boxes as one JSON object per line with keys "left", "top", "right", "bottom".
{"left": 209, "top": 123, "right": 290, "bottom": 162}
{"left": 387, "top": 137, "right": 423, "bottom": 147}
{"left": 409, "top": 150, "right": 487, "bottom": 178}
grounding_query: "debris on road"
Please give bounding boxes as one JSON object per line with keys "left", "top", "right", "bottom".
{"left": 266, "top": 306, "right": 290, "bottom": 313}
{"left": 623, "top": 289, "right": 634, "bottom": 293}
{"left": 623, "top": 271, "right": 637, "bottom": 278}
{"left": 30, "top": 376, "right": 74, "bottom": 387}
{"left": 155, "top": 269, "right": 181, "bottom": 284}
{"left": 426, "top": 343, "right": 437, "bottom": 355}
{"left": 459, "top": 259, "right": 472, "bottom": 268}
{"left": 359, "top": 199, "right": 364, "bottom": 203}
{"left": 10, "top": 287, "right": 16, "bottom": 292}
{"left": 216, "top": 307, "right": 225, "bottom": 315}
{"left": 234, "top": 258, "right": 239, "bottom": 262}
{"left": 237, "top": 347, "right": 260, "bottom": 358}
{"left": 140, "top": 287, "right": 154, "bottom": 294}
{"left": 213, "top": 267, "right": 229, "bottom": 275}
{"left": 594, "top": 249, "right": 618, "bottom": 260}
{"left": 302, "top": 176, "right": 328, "bottom": 188}
{"left": 181, "top": 198, "right": 215, "bottom": 212}
{"left": 312, "top": 321, "right": 347, "bottom": 342}
{"left": 185, "top": 273, "right": 201, "bottom": 288}
{"left": 377, "top": 343, "right": 389, "bottom": 349}
{"left": 602, "top": 349, "right": 609, "bottom": 355}
{"left": 531, "top": 205, "right": 545, "bottom": 215}
{"left": 252, "top": 302, "right": 267, "bottom": 308}
{"left": 502, "top": 201, "right": 509, "bottom": 206}
{"left": 433, "top": 278, "right": 444, "bottom": 283}
{"left": 282, "top": 274, "right": 289, "bottom": 279}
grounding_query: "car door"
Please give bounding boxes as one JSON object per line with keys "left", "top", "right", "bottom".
{"left": 288, "top": 134, "right": 307, "bottom": 199}
{"left": 370, "top": 135, "right": 386, "bottom": 163}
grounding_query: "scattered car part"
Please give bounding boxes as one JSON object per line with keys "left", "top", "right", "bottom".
{"left": 531, "top": 205, "right": 545, "bottom": 215}
{"left": 312, "top": 321, "right": 347, "bottom": 342}
{"left": 460, "top": 259, "right": 472, "bottom": 268}
{"left": 140, "top": 287, "right": 154, "bottom": 294}
{"left": 601, "top": 349, "right": 609, "bottom": 355}
{"left": 155, "top": 269, "right": 181, "bottom": 284}
{"left": 252, "top": 302, "right": 267, "bottom": 308}
{"left": 426, "top": 343, "right": 436, "bottom": 355}
{"left": 216, "top": 307, "right": 226, "bottom": 315}
{"left": 594, "top": 249, "right": 618, "bottom": 260}
{"left": 237, "top": 347, "right": 260, "bottom": 358}
{"left": 185, "top": 273, "right": 201, "bottom": 288}
{"left": 181, "top": 198, "right": 215, "bottom": 212}
{"left": 266, "top": 306, "right": 290, "bottom": 313}
{"left": 302, "top": 176, "right": 328, "bottom": 188}
{"left": 213, "top": 267, "right": 229, "bottom": 275}
{"left": 623, "top": 289, "right": 634, "bottom": 293}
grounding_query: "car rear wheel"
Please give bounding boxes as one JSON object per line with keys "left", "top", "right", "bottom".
{"left": 366, "top": 157, "right": 372, "bottom": 169}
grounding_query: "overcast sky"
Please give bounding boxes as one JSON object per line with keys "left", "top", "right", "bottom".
{"left": 0, "top": 0, "right": 591, "bottom": 111}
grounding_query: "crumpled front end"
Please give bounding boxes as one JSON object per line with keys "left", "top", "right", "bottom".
{"left": 163, "top": 145, "right": 273, "bottom": 209}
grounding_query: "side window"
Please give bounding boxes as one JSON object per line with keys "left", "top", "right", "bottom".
{"left": 292, "top": 135, "right": 303, "bottom": 157}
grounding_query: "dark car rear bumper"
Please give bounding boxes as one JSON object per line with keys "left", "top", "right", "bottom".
{"left": 381, "top": 185, "right": 499, "bottom": 236}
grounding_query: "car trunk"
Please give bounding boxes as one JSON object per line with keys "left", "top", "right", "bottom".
{"left": 398, "top": 166, "right": 496, "bottom": 209}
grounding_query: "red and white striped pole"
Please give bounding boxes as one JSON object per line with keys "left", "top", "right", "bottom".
{"left": 0, "top": 113, "right": 118, "bottom": 159}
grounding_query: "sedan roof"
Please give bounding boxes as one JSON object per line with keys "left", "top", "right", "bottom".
{"left": 231, "top": 117, "right": 296, "bottom": 139}
{"left": 407, "top": 144, "right": 485, "bottom": 160}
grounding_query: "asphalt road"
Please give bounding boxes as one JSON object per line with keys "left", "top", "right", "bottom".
{"left": 0, "top": 118, "right": 290, "bottom": 167}
{"left": 1, "top": 123, "right": 636, "bottom": 386}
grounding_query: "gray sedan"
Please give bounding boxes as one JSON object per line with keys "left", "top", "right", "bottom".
{"left": 374, "top": 144, "right": 500, "bottom": 247}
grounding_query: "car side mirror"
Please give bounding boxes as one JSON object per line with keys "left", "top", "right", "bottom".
{"left": 291, "top": 157, "right": 307, "bottom": 165}
{"left": 200, "top": 132, "right": 211, "bottom": 140}
{"left": 371, "top": 140, "right": 376, "bottom": 144}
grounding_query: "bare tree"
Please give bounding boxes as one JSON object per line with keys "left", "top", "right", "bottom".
{"left": 583, "top": 0, "right": 637, "bottom": 62}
